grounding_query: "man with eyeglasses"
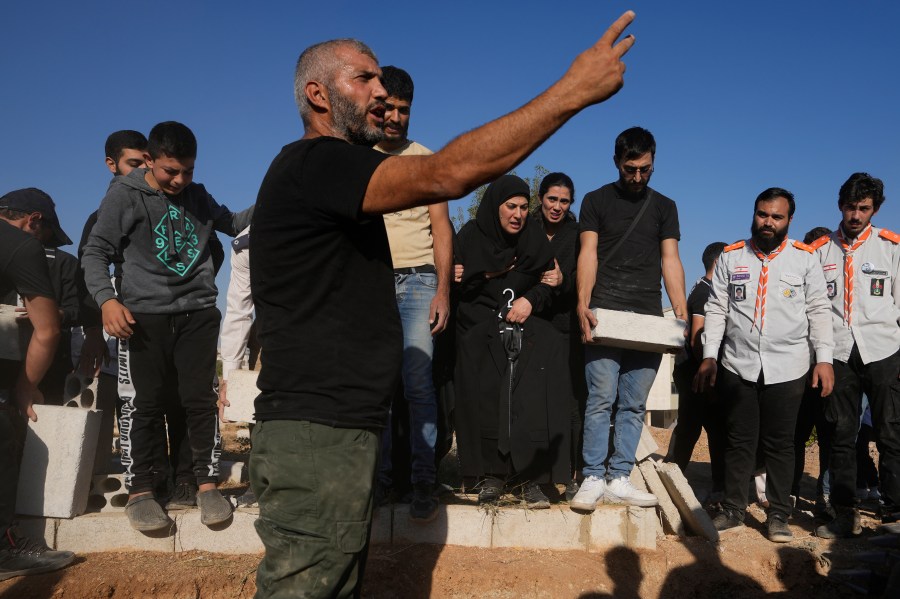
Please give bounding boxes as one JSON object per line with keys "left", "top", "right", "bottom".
{"left": 570, "top": 126, "right": 686, "bottom": 511}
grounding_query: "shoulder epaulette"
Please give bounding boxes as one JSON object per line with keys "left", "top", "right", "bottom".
{"left": 878, "top": 229, "right": 900, "bottom": 244}
{"left": 808, "top": 235, "right": 831, "bottom": 251}
{"left": 792, "top": 240, "right": 814, "bottom": 253}
{"left": 724, "top": 240, "right": 745, "bottom": 252}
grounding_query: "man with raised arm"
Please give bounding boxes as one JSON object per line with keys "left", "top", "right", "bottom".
{"left": 249, "top": 13, "right": 635, "bottom": 597}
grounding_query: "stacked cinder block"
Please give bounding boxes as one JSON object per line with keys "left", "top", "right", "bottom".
{"left": 16, "top": 404, "right": 102, "bottom": 518}
{"left": 223, "top": 369, "right": 258, "bottom": 423}
{"left": 63, "top": 372, "right": 99, "bottom": 409}
{"left": 86, "top": 474, "right": 129, "bottom": 512}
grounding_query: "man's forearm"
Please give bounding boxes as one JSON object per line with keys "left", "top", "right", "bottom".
{"left": 662, "top": 257, "right": 687, "bottom": 319}
{"left": 430, "top": 203, "right": 453, "bottom": 297}
{"left": 20, "top": 295, "right": 60, "bottom": 387}
{"left": 577, "top": 252, "right": 598, "bottom": 309}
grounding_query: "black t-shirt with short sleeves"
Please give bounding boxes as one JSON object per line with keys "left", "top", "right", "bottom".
{"left": 579, "top": 183, "right": 680, "bottom": 316}
{"left": 1, "top": 220, "right": 56, "bottom": 389}
{"left": 250, "top": 137, "right": 398, "bottom": 429}
{"left": 687, "top": 277, "right": 712, "bottom": 320}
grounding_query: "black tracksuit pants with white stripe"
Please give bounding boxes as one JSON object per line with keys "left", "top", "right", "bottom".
{"left": 118, "top": 307, "right": 221, "bottom": 493}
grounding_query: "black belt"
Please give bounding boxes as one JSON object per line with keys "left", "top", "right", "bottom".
{"left": 394, "top": 264, "right": 436, "bottom": 274}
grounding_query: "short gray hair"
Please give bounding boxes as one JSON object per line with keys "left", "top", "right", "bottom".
{"left": 294, "top": 39, "right": 378, "bottom": 126}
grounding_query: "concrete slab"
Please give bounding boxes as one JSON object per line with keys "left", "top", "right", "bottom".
{"left": 625, "top": 506, "right": 658, "bottom": 549}
{"left": 86, "top": 474, "right": 128, "bottom": 512}
{"left": 56, "top": 511, "right": 175, "bottom": 553}
{"left": 393, "top": 504, "right": 492, "bottom": 548}
{"left": 223, "top": 369, "right": 258, "bottom": 423}
{"left": 635, "top": 423, "right": 659, "bottom": 462}
{"left": 638, "top": 459, "right": 684, "bottom": 536}
{"left": 175, "top": 510, "right": 263, "bottom": 554}
{"left": 657, "top": 461, "right": 719, "bottom": 542}
{"left": 588, "top": 309, "right": 686, "bottom": 354}
{"left": 16, "top": 405, "right": 102, "bottom": 518}
{"left": 492, "top": 506, "right": 588, "bottom": 551}
{"left": 370, "top": 505, "right": 392, "bottom": 545}
{"left": 587, "top": 506, "right": 628, "bottom": 550}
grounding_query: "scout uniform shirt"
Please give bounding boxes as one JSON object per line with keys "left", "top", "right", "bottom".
{"left": 810, "top": 225, "right": 900, "bottom": 365}
{"left": 702, "top": 238, "right": 834, "bottom": 384}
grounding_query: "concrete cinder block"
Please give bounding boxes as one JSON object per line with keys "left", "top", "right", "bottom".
{"left": 587, "top": 506, "right": 628, "bottom": 551}
{"left": 223, "top": 369, "right": 258, "bottom": 423}
{"left": 370, "top": 505, "right": 392, "bottom": 544}
{"left": 86, "top": 474, "right": 128, "bottom": 512}
{"left": 16, "top": 405, "right": 102, "bottom": 518}
{"left": 175, "top": 510, "right": 263, "bottom": 554}
{"left": 588, "top": 309, "right": 686, "bottom": 354}
{"left": 638, "top": 459, "right": 684, "bottom": 536}
{"left": 635, "top": 423, "right": 660, "bottom": 462}
{"left": 0, "top": 304, "right": 29, "bottom": 360}
{"left": 392, "top": 504, "right": 492, "bottom": 548}
{"left": 492, "top": 506, "right": 588, "bottom": 551}
{"left": 657, "top": 461, "right": 719, "bottom": 542}
{"left": 62, "top": 373, "right": 99, "bottom": 409}
{"left": 646, "top": 353, "right": 677, "bottom": 411}
{"left": 56, "top": 512, "right": 175, "bottom": 552}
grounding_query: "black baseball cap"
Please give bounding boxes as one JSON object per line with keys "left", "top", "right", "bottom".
{"left": 0, "top": 187, "right": 72, "bottom": 247}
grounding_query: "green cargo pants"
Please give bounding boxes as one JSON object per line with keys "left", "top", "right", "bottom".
{"left": 250, "top": 420, "right": 378, "bottom": 599}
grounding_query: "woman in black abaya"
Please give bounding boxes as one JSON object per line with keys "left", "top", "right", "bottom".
{"left": 453, "top": 175, "right": 571, "bottom": 507}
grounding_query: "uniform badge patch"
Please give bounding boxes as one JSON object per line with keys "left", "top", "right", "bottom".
{"left": 861, "top": 262, "right": 875, "bottom": 274}
{"left": 730, "top": 283, "right": 746, "bottom": 302}
{"left": 782, "top": 288, "right": 796, "bottom": 299}
{"left": 871, "top": 278, "right": 885, "bottom": 296}
{"left": 731, "top": 273, "right": 750, "bottom": 282}
{"left": 826, "top": 281, "right": 837, "bottom": 299}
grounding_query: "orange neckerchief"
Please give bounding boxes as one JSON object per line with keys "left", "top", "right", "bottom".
{"left": 748, "top": 238, "right": 788, "bottom": 332}
{"left": 837, "top": 224, "right": 873, "bottom": 326}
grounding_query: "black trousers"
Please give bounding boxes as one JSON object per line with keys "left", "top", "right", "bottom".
{"left": 666, "top": 359, "right": 726, "bottom": 492}
{"left": 791, "top": 376, "right": 831, "bottom": 498}
{"left": 0, "top": 400, "right": 26, "bottom": 533}
{"left": 118, "top": 307, "right": 221, "bottom": 494}
{"left": 718, "top": 367, "right": 806, "bottom": 518}
{"left": 825, "top": 347, "right": 900, "bottom": 513}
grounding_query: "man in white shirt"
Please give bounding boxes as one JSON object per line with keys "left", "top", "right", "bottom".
{"left": 809, "top": 173, "right": 900, "bottom": 538}
{"left": 695, "top": 187, "right": 834, "bottom": 543}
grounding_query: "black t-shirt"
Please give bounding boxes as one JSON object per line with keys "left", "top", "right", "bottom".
{"left": 684, "top": 276, "right": 712, "bottom": 363}
{"left": 250, "top": 137, "right": 397, "bottom": 429}
{"left": 1, "top": 221, "right": 56, "bottom": 389}
{"left": 579, "top": 183, "right": 680, "bottom": 316}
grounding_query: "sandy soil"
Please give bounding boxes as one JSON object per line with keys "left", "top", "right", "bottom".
{"left": 1, "top": 426, "right": 891, "bottom": 598}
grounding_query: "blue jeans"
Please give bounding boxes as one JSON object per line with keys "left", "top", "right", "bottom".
{"left": 583, "top": 345, "right": 661, "bottom": 480}
{"left": 379, "top": 272, "right": 438, "bottom": 486}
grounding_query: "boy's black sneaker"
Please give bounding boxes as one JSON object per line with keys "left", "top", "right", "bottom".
{"left": 522, "top": 483, "right": 550, "bottom": 509}
{"left": 0, "top": 527, "right": 75, "bottom": 582}
{"left": 409, "top": 482, "right": 439, "bottom": 522}
{"left": 712, "top": 509, "right": 744, "bottom": 532}
{"left": 165, "top": 482, "right": 198, "bottom": 510}
{"left": 564, "top": 480, "right": 580, "bottom": 503}
{"left": 767, "top": 513, "right": 793, "bottom": 543}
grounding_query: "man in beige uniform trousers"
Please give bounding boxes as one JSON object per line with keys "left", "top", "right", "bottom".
{"left": 809, "top": 172, "right": 900, "bottom": 538}
{"left": 696, "top": 187, "right": 834, "bottom": 543}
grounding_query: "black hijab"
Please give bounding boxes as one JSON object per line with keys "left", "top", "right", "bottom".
{"left": 460, "top": 175, "right": 555, "bottom": 284}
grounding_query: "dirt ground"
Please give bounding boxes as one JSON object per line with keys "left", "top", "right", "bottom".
{"left": 1, "top": 427, "right": 892, "bottom": 598}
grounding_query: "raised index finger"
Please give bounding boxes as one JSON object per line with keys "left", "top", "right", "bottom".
{"left": 598, "top": 10, "right": 636, "bottom": 52}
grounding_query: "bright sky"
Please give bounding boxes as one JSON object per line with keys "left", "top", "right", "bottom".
{"left": 3, "top": 1, "right": 898, "bottom": 313}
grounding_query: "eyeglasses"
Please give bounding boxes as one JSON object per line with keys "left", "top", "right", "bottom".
{"left": 621, "top": 165, "right": 653, "bottom": 176}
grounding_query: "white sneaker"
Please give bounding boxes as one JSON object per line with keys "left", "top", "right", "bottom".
{"left": 605, "top": 476, "right": 658, "bottom": 507}
{"left": 569, "top": 475, "right": 606, "bottom": 512}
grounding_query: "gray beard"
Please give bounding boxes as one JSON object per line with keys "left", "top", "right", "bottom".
{"left": 330, "top": 88, "right": 384, "bottom": 147}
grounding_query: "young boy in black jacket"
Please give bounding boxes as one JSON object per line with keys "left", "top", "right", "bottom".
{"left": 82, "top": 121, "right": 253, "bottom": 531}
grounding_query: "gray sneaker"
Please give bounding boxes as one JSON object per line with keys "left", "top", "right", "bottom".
{"left": 125, "top": 494, "right": 173, "bottom": 532}
{"left": 197, "top": 489, "right": 233, "bottom": 526}
{"left": 0, "top": 527, "right": 75, "bottom": 582}
{"left": 767, "top": 513, "right": 793, "bottom": 543}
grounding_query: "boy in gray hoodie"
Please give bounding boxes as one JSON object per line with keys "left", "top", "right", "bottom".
{"left": 82, "top": 121, "right": 253, "bottom": 531}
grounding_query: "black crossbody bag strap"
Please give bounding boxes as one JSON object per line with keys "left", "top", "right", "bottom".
{"left": 602, "top": 190, "right": 655, "bottom": 266}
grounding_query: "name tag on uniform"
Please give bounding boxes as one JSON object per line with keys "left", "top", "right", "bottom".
{"left": 871, "top": 278, "right": 886, "bottom": 296}
{"left": 731, "top": 273, "right": 750, "bottom": 282}
{"left": 730, "top": 283, "right": 746, "bottom": 302}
